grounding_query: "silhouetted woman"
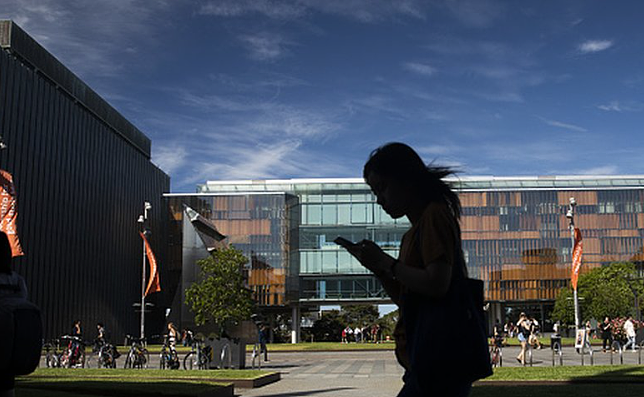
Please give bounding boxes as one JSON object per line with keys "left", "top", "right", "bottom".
{"left": 339, "top": 143, "right": 490, "bottom": 396}
{"left": 0, "top": 231, "right": 26, "bottom": 397}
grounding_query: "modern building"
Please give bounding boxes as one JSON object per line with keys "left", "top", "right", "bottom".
{"left": 1, "top": 21, "right": 170, "bottom": 340}
{"left": 167, "top": 176, "right": 644, "bottom": 338}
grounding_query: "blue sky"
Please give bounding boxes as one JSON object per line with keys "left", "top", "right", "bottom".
{"left": 3, "top": 1, "right": 644, "bottom": 192}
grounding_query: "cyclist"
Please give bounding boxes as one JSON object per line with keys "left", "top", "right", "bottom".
{"left": 69, "top": 320, "right": 83, "bottom": 366}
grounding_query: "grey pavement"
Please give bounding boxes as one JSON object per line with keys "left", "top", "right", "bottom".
{"left": 39, "top": 345, "right": 644, "bottom": 396}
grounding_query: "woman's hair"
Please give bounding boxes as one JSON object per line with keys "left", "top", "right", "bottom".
{"left": 0, "top": 231, "right": 12, "bottom": 274}
{"left": 363, "top": 142, "right": 461, "bottom": 219}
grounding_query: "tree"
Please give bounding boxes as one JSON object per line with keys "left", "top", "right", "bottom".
{"left": 311, "top": 310, "right": 344, "bottom": 342}
{"left": 184, "top": 247, "right": 254, "bottom": 336}
{"left": 341, "top": 304, "right": 379, "bottom": 327}
{"left": 552, "top": 262, "right": 644, "bottom": 325}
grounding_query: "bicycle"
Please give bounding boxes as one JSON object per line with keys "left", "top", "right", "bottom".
{"left": 123, "top": 335, "right": 149, "bottom": 369}
{"left": 43, "top": 339, "right": 62, "bottom": 368}
{"left": 183, "top": 338, "right": 212, "bottom": 370}
{"left": 91, "top": 340, "right": 117, "bottom": 369}
{"left": 489, "top": 338, "right": 503, "bottom": 367}
{"left": 59, "top": 335, "right": 86, "bottom": 368}
{"left": 159, "top": 335, "right": 180, "bottom": 370}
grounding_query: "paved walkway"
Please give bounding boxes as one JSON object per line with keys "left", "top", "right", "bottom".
{"left": 239, "top": 350, "right": 404, "bottom": 397}
{"left": 238, "top": 346, "right": 644, "bottom": 396}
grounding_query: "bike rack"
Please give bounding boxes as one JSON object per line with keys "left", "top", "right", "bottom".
{"left": 580, "top": 343, "right": 594, "bottom": 366}
{"left": 251, "top": 343, "right": 262, "bottom": 369}
{"left": 551, "top": 342, "right": 563, "bottom": 366}
{"left": 610, "top": 341, "right": 623, "bottom": 365}
{"left": 220, "top": 343, "right": 232, "bottom": 369}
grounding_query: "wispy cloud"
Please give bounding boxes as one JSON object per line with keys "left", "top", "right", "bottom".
{"left": 574, "top": 165, "right": 619, "bottom": 175}
{"left": 440, "top": 0, "right": 506, "bottom": 28}
{"left": 579, "top": 39, "right": 613, "bottom": 54}
{"left": 403, "top": 62, "right": 436, "bottom": 77}
{"left": 198, "top": 0, "right": 428, "bottom": 23}
{"left": 199, "top": 0, "right": 306, "bottom": 19}
{"left": 597, "top": 101, "right": 644, "bottom": 112}
{"left": 540, "top": 117, "right": 587, "bottom": 133}
{"left": 239, "top": 32, "right": 293, "bottom": 62}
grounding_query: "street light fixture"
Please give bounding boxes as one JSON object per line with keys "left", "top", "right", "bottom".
{"left": 138, "top": 202, "right": 151, "bottom": 340}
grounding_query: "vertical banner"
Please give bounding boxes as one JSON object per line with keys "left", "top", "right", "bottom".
{"left": 570, "top": 227, "right": 583, "bottom": 290}
{"left": 139, "top": 231, "right": 161, "bottom": 296}
{"left": 0, "top": 169, "right": 24, "bottom": 257}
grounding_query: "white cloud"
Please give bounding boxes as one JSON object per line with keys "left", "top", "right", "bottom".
{"left": 403, "top": 62, "right": 436, "bottom": 77}
{"left": 579, "top": 40, "right": 613, "bottom": 54}
{"left": 198, "top": 0, "right": 428, "bottom": 23}
{"left": 597, "top": 101, "right": 643, "bottom": 112}
{"left": 152, "top": 145, "right": 188, "bottom": 176}
{"left": 540, "top": 118, "right": 587, "bottom": 133}
{"left": 574, "top": 165, "right": 619, "bottom": 175}
{"left": 199, "top": 0, "right": 306, "bottom": 19}
{"left": 239, "top": 32, "right": 292, "bottom": 62}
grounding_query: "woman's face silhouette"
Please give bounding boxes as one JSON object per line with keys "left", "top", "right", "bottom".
{"left": 366, "top": 171, "right": 411, "bottom": 219}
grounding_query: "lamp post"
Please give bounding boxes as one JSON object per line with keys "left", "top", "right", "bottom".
{"left": 138, "top": 201, "right": 152, "bottom": 340}
{"left": 566, "top": 197, "right": 581, "bottom": 329}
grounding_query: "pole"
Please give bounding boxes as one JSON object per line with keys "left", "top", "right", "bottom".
{"left": 139, "top": 202, "right": 151, "bottom": 340}
{"left": 141, "top": 234, "right": 147, "bottom": 340}
{"left": 568, "top": 197, "right": 580, "bottom": 329}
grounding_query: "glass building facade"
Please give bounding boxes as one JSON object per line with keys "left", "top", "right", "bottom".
{"left": 168, "top": 176, "right": 644, "bottom": 334}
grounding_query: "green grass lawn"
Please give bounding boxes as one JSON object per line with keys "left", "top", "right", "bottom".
{"left": 485, "top": 365, "right": 644, "bottom": 382}
{"left": 17, "top": 368, "right": 275, "bottom": 397}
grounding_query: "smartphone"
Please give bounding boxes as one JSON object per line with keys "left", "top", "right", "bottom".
{"left": 334, "top": 237, "right": 357, "bottom": 249}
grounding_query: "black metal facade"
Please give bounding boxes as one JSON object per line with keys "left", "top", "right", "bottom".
{"left": 0, "top": 21, "right": 170, "bottom": 341}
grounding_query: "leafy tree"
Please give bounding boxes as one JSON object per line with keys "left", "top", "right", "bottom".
{"left": 377, "top": 309, "right": 399, "bottom": 339}
{"left": 311, "top": 310, "right": 344, "bottom": 342}
{"left": 184, "top": 247, "right": 254, "bottom": 336}
{"left": 341, "top": 304, "right": 379, "bottom": 327}
{"left": 552, "top": 262, "right": 644, "bottom": 325}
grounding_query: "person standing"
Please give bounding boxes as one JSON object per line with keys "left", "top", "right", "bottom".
{"left": 623, "top": 316, "right": 637, "bottom": 352}
{"left": 600, "top": 317, "right": 612, "bottom": 353}
{"left": 516, "top": 313, "right": 530, "bottom": 364}
{"left": 0, "top": 232, "right": 28, "bottom": 397}
{"left": 337, "top": 143, "right": 490, "bottom": 396}
{"left": 259, "top": 324, "right": 269, "bottom": 361}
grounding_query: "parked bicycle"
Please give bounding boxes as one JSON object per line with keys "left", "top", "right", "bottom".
{"left": 183, "top": 338, "right": 212, "bottom": 370}
{"left": 43, "top": 339, "right": 62, "bottom": 368}
{"left": 59, "top": 335, "right": 87, "bottom": 368}
{"left": 123, "top": 335, "right": 149, "bottom": 369}
{"left": 159, "top": 335, "right": 180, "bottom": 370}
{"left": 489, "top": 338, "right": 503, "bottom": 368}
{"left": 91, "top": 340, "right": 118, "bottom": 369}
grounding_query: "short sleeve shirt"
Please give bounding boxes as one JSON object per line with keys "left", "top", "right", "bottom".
{"left": 393, "top": 202, "right": 464, "bottom": 369}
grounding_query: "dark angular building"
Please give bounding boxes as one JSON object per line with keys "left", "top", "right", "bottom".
{"left": 0, "top": 21, "right": 170, "bottom": 340}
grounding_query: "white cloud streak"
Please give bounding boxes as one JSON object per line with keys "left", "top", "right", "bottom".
{"left": 579, "top": 40, "right": 613, "bottom": 54}
{"left": 597, "top": 101, "right": 643, "bottom": 112}
{"left": 239, "top": 32, "right": 293, "bottom": 62}
{"left": 540, "top": 118, "right": 587, "bottom": 133}
{"left": 403, "top": 62, "right": 436, "bottom": 77}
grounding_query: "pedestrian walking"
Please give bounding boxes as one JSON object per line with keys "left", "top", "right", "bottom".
{"left": 337, "top": 143, "right": 491, "bottom": 396}
{"left": 623, "top": 316, "right": 637, "bottom": 351}
{"left": 600, "top": 317, "right": 612, "bottom": 352}
{"left": 516, "top": 313, "right": 530, "bottom": 364}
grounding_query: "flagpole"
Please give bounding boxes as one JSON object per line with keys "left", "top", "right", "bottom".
{"left": 139, "top": 202, "right": 152, "bottom": 340}
{"left": 567, "top": 197, "right": 580, "bottom": 329}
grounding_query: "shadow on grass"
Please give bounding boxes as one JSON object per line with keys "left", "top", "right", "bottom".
{"left": 472, "top": 384, "right": 644, "bottom": 397}
{"left": 568, "top": 365, "right": 644, "bottom": 383}
{"left": 17, "top": 380, "right": 230, "bottom": 397}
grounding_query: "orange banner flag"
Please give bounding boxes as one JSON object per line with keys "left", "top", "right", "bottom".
{"left": 140, "top": 231, "right": 161, "bottom": 296}
{"left": 571, "top": 228, "right": 583, "bottom": 290}
{"left": 0, "top": 169, "right": 24, "bottom": 257}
